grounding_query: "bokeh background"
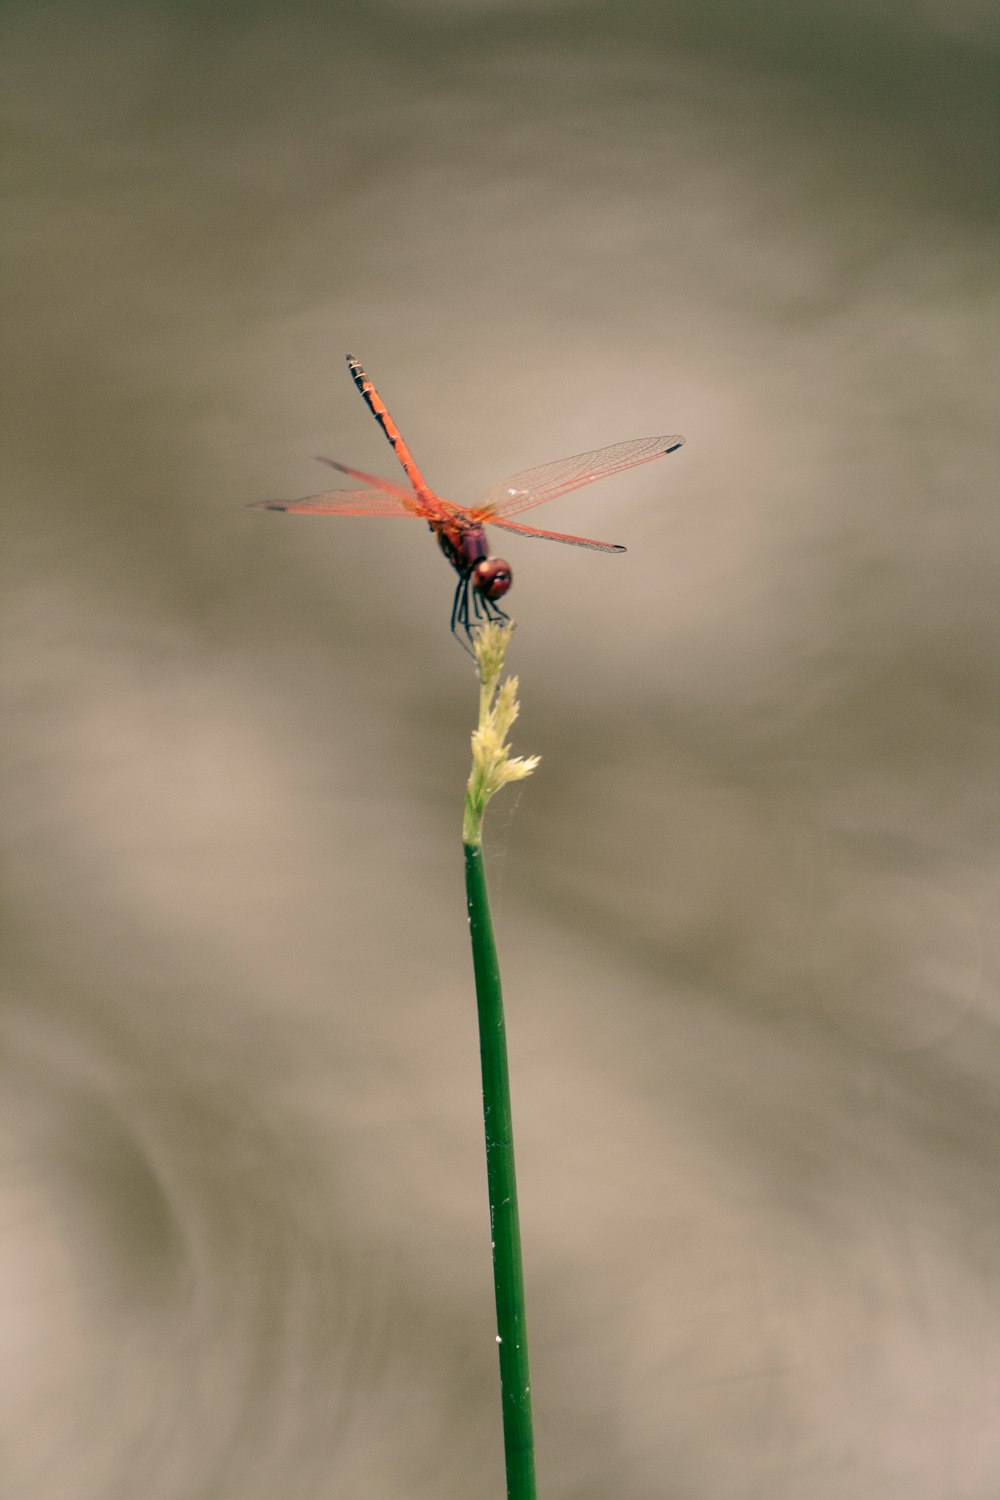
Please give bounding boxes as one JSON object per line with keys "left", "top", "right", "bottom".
{"left": 2, "top": 2, "right": 998, "bottom": 1496}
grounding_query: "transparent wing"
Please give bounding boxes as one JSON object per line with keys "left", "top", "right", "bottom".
{"left": 312, "top": 455, "right": 420, "bottom": 502}
{"left": 470, "top": 436, "right": 684, "bottom": 520}
{"left": 249, "top": 455, "right": 429, "bottom": 516}
{"left": 250, "top": 487, "right": 422, "bottom": 516}
{"left": 490, "top": 517, "right": 625, "bottom": 553}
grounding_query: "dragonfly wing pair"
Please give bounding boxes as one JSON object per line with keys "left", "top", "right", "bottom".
{"left": 252, "top": 355, "right": 685, "bottom": 640}
{"left": 256, "top": 434, "right": 684, "bottom": 547}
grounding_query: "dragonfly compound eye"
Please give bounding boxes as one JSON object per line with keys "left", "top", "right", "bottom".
{"left": 473, "top": 558, "right": 513, "bottom": 600}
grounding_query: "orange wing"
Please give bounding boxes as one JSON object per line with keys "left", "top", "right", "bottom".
{"left": 489, "top": 517, "right": 625, "bottom": 552}
{"left": 251, "top": 457, "right": 435, "bottom": 517}
{"left": 470, "top": 436, "right": 684, "bottom": 521}
{"left": 250, "top": 488, "right": 420, "bottom": 516}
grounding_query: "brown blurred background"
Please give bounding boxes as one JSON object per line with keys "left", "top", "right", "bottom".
{"left": 2, "top": 3, "right": 998, "bottom": 1496}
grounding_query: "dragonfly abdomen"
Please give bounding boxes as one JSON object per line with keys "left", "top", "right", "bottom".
{"left": 346, "top": 355, "right": 433, "bottom": 500}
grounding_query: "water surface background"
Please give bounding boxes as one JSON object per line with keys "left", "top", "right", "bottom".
{"left": 2, "top": 3, "right": 998, "bottom": 1496}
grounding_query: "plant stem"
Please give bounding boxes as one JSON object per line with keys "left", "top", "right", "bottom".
{"left": 464, "top": 840, "right": 537, "bottom": 1500}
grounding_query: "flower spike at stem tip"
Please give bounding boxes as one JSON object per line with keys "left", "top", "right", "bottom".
{"left": 463, "top": 624, "right": 540, "bottom": 847}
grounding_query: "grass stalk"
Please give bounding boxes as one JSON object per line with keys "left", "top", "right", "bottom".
{"left": 462, "top": 623, "right": 539, "bottom": 1499}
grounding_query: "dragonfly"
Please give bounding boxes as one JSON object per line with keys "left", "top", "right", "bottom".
{"left": 253, "top": 355, "right": 684, "bottom": 646}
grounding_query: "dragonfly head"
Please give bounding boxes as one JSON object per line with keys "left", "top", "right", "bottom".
{"left": 472, "top": 557, "right": 512, "bottom": 601}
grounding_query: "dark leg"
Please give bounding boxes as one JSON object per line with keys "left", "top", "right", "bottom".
{"left": 451, "top": 574, "right": 477, "bottom": 656}
{"left": 450, "top": 574, "right": 465, "bottom": 635}
{"left": 449, "top": 575, "right": 510, "bottom": 653}
{"left": 482, "top": 595, "right": 511, "bottom": 625}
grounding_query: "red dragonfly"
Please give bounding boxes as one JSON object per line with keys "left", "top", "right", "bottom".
{"left": 253, "top": 356, "right": 684, "bottom": 645}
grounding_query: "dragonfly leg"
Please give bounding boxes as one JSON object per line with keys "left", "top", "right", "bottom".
{"left": 450, "top": 575, "right": 465, "bottom": 635}
{"left": 481, "top": 594, "right": 511, "bottom": 626}
{"left": 450, "top": 573, "right": 478, "bottom": 656}
{"left": 460, "top": 578, "right": 474, "bottom": 637}
{"left": 449, "top": 572, "right": 509, "bottom": 654}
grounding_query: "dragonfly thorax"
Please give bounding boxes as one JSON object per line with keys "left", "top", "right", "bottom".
{"left": 434, "top": 520, "right": 513, "bottom": 599}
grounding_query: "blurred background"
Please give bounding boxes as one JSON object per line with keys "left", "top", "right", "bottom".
{"left": 2, "top": 2, "right": 997, "bottom": 1496}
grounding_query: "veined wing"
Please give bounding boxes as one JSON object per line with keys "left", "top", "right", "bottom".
{"left": 312, "top": 455, "right": 459, "bottom": 518}
{"left": 250, "top": 455, "right": 430, "bottom": 516}
{"left": 251, "top": 487, "right": 422, "bottom": 516}
{"left": 490, "top": 517, "right": 625, "bottom": 552}
{"left": 470, "top": 436, "right": 684, "bottom": 520}
{"left": 313, "top": 455, "right": 421, "bottom": 503}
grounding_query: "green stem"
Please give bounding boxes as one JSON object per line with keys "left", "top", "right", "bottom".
{"left": 464, "top": 841, "right": 537, "bottom": 1500}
